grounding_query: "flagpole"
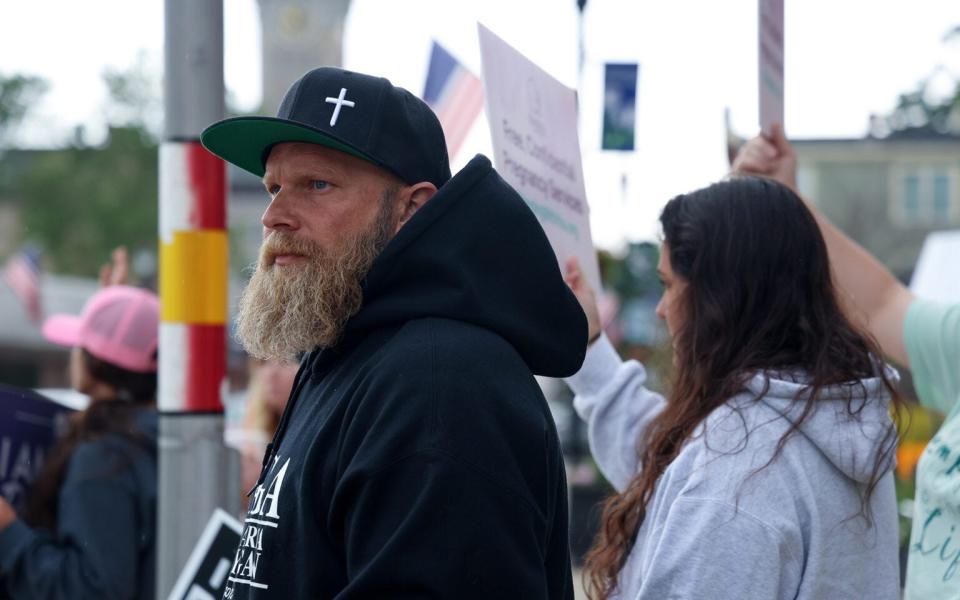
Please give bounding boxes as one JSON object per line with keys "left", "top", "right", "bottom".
{"left": 576, "top": 0, "right": 587, "bottom": 115}
{"left": 568, "top": 0, "right": 589, "bottom": 476}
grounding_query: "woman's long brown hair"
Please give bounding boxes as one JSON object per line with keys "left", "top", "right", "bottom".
{"left": 583, "top": 177, "right": 903, "bottom": 599}
{"left": 22, "top": 349, "right": 156, "bottom": 531}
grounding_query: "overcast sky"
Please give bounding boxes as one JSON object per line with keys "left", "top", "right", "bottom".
{"left": 2, "top": 0, "right": 959, "bottom": 246}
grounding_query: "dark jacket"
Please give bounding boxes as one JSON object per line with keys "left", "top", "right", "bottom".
{"left": 0, "top": 408, "right": 157, "bottom": 600}
{"left": 224, "top": 155, "right": 587, "bottom": 599}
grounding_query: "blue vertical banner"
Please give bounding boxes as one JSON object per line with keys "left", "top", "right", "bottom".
{"left": 602, "top": 63, "right": 639, "bottom": 151}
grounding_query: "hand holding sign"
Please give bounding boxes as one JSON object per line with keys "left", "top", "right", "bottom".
{"left": 563, "top": 258, "right": 602, "bottom": 344}
{"left": 732, "top": 124, "right": 797, "bottom": 192}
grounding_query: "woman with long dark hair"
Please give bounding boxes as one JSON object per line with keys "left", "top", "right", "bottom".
{"left": 734, "top": 126, "right": 957, "bottom": 600}
{"left": 565, "top": 177, "right": 903, "bottom": 599}
{"left": 0, "top": 284, "right": 159, "bottom": 599}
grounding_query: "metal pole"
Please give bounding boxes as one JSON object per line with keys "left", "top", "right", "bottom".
{"left": 577, "top": 0, "right": 587, "bottom": 79}
{"left": 570, "top": 0, "right": 589, "bottom": 452}
{"left": 576, "top": 0, "right": 587, "bottom": 114}
{"left": 158, "top": 1, "right": 237, "bottom": 597}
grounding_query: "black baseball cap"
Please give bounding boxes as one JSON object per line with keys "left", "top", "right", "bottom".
{"left": 200, "top": 67, "right": 451, "bottom": 188}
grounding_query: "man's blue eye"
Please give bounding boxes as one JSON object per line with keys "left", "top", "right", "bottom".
{"left": 312, "top": 180, "right": 329, "bottom": 190}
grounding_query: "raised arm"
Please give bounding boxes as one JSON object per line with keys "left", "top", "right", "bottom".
{"left": 733, "top": 125, "right": 915, "bottom": 366}
{"left": 563, "top": 259, "right": 666, "bottom": 491}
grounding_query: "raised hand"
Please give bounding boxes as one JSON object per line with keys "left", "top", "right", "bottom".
{"left": 564, "top": 257, "right": 602, "bottom": 345}
{"left": 732, "top": 123, "right": 798, "bottom": 192}
{"left": 97, "top": 246, "right": 129, "bottom": 288}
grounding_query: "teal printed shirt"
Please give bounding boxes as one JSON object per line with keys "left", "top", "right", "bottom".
{"left": 904, "top": 300, "right": 960, "bottom": 599}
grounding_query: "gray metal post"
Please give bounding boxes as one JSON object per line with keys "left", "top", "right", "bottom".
{"left": 164, "top": 0, "right": 225, "bottom": 139}
{"left": 158, "top": 1, "right": 239, "bottom": 598}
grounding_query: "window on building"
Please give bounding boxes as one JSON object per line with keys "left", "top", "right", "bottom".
{"left": 892, "top": 166, "right": 959, "bottom": 226}
{"left": 905, "top": 174, "right": 921, "bottom": 219}
{"left": 933, "top": 173, "right": 950, "bottom": 219}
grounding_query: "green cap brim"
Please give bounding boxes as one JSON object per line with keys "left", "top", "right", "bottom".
{"left": 199, "top": 117, "right": 377, "bottom": 177}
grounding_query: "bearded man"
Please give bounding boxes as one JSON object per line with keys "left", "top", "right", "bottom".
{"left": 201, "top": 67, "right": 586, "bottom": 599}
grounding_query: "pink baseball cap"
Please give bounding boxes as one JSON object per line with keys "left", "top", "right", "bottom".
{"left": 42, "top": 285, "right": 160, "bottom": 373}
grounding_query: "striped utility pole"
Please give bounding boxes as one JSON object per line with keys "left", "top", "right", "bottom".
{"left": 158, "top": 1, "right": 238, "bottom": 597}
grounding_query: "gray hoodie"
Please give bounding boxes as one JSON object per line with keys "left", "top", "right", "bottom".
{"left": 566, "top": 335, "right": 900, "bottom": 600}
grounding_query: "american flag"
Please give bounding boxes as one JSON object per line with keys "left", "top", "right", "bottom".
{"left": 3, "top": 247, "right": 42, "bottom": 324}
{"left": 422, "top": 41, "right": 484, "bottom": 160}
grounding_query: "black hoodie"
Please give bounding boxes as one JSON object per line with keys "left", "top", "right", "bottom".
{"left": 223, "top": 155, "right": 587, "bottom": 599}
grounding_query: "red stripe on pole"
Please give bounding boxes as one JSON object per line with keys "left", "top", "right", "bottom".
{"left": 187, "top": 143, "right": 226, "bottom": 229}
{"left": 185, "top": 323, "right": 226, "bottom": 411}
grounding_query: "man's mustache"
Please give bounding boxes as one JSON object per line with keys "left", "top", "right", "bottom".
{"left": 259, "top": 234, "right": 322, "bottom": 266}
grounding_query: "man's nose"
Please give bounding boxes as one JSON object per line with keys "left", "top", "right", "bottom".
{"left": 262, "top": 191, "right": 298, "bottom": 232}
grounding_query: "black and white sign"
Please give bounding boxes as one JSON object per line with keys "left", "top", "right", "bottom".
{"left": 167, "top": 508, "right": 243, "bottom": 600}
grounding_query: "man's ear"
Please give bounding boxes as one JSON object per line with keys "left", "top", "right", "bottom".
{"left": 394, "top": 181, "right": 438, "bottom": 233}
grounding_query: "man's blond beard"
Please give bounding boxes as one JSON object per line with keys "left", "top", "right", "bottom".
{"left": 236, "top": 193, "right": 396, "bottom": 362}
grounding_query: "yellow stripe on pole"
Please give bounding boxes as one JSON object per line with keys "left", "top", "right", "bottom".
{"left": 160, "top": 230, "right": 228, "bottom": 324}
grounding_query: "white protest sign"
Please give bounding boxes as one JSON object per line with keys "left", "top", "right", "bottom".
{"left": 759, "top": 0, "right": 784, "bottom": 135}
{"left": 478, "top": 23, "right": 601, "bottom": 293}
{"left": 910, "top": 230, "right": 960, "bottom": 303}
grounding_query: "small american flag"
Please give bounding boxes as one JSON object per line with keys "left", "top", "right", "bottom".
{"left": 3, "top": 246, "right": 42, "bottom": 324}
{"left": 423, "top": 41, "right": 484, "bottom": 160}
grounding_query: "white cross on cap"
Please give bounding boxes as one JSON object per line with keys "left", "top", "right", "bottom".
{"left": 324, "top": 88, "right": 356, "bottom": 127}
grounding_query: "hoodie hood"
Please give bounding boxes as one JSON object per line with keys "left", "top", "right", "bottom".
{"left": 744, "top": 366, "right": 899, "bottom": 483}
{"left": 341, "top": 154, "right": 587, "bottom": 378}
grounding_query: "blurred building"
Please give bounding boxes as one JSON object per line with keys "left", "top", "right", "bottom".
{"left": 257, "top": 0, "right": 351, "bottom": 114}
{"left": 229, "top": 0, "right": 353, "bottom": 268}
{"left": 0, "top": 274, "right": 97, "bottom": 387}
{"left": 228, "top": 164, "right": 270, "bottom": 274}
{"left": 793, "top": 127, "right": 960, "bottom": 280}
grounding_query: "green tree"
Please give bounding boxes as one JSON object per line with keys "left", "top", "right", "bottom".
{"left": 18, "top": 126, "right": 157, "bottom": 275}
{"left": 0, "top": 73, "right": 48, "bottom": 147}
{"left": 885, "top": 26, "right": 960, "bottom": 134}
{"left": 102, "top": 51, "right": 162, "bottom": 138}
{"left": 16, "top": 62, "right": 158, "bottom": 276}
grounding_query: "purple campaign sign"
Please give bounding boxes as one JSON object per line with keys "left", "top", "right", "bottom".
{"left": 0, "top": 385, "right": 75, "bottom": 510}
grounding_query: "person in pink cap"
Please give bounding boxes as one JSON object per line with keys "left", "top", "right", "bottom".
{"left": 0, "top": 283, "right": 159, "bottom": 600}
